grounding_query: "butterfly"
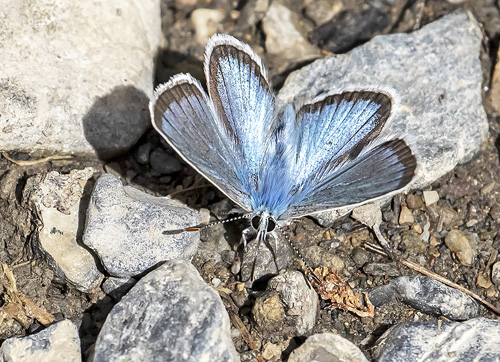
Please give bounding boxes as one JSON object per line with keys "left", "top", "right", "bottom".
{"left": 150, "top": 34, "right": 417, "bottom": 249}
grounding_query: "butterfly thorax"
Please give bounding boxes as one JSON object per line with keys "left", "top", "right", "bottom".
{"left": 251, "top": 210, "right": 277, "bottom": 236}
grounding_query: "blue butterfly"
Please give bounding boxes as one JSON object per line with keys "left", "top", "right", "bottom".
{"left": 150, "top": 34, "right": 416, "bottom": 246}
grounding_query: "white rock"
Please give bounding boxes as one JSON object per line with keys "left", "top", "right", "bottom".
{"left": 0, "top": 320, "right": 81, "bottom": 362}
{"left": 83, "top": 174, "right": 200, "bottom": 277}
{"left": 262, "top": 2, "right": 320, "bottom": 61}
{"left": 423, "top": 190, "right": 439, "bottom": 206}
{"left": 0, "top": 0, "right": 161, "bottom": 159}
{"left": 23, "top": 168, "right": 103, "bottom": 292}
{"left": 191, "top": 8, "right": 226, "bottom": 45}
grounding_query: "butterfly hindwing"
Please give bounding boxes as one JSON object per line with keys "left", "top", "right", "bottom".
{"left": 278, "top": 90, "right": 416, "bottom": 218}
{"left": 281, "top": 138, "right": 416, "bottom": 218}
{"left": 151, "top": 74, "right": 252, "bottom": 210}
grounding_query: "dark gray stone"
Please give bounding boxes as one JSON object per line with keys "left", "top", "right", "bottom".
{"left": 368, "top": 276, "right": 478, "bottom": 320}
{"left": 373, "top": 318, "right": 500, "bottom": 362}
{"left": 93, "top": 260, "right": 238, "bottom": 362}
{"left": 83, "top": 174, "right": 199, "bottom": 277}
{"left": 149, "top": 148, "right": 182, "bottom": 174}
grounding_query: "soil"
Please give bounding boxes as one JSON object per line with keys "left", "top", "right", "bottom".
{"left": 2, "top": 0, "right": 500, "bottom": 360}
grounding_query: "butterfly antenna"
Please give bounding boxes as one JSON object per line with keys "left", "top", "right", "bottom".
{"left": 163, "top": 214, "right": 251, "bottom": 235}
{"left": 276, "top": 224, "right": 321, "bottom": 284}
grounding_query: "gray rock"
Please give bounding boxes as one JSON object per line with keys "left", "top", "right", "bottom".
{"left": 262, "top": 2, "right": 320, "bottom": 64}
{"left": 149, "top": 148, "right": 182, "bottom": 175}
{"left": 368, "top": 276, "right": 478, "bottom": 320}
{"left": 278, "top": 12, "right": 487, "bottom": 223}
{"left": 93, "top": 260, "right": 238, "bottom": 362}
{"left": 23, "top": 168, "right": 103, "bottom": 292}
{"left": 101, "top": 276, "right": 137, "bottom": 301}
{"left": 0, "top": 320, "right": 81, "bottom": 362}
{"left": 373, "top": 318, "right": 500, "bottom": 362}
{"left": 0, "top": 0, "right": 161, "bottom": 159}
{"left": 268, "top": 271, "right": 318, "bottom": 335}
{"left": 288, "top": 333, "right": 368, "bottom": 362}
{"left": 83, "top": 174, "right": 199, "bottom": 277}
{"left": 240, "top": 233, "right": 294, "bottom": 282}
{"left": 197, "top": 223, "right": 235, "bottom": 264}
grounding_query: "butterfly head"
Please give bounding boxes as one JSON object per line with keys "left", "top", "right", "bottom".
{"left": 251, "top": 211, "right": 276, "bottom": 238}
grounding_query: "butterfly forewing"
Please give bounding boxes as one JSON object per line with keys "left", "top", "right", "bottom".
{"left": 151, "top": 74, "right": 253, "bottom": 210}
{"left": 206, "top": 35, "right": 275, "bottom": 182}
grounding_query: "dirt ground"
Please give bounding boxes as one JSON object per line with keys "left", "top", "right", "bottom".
{"left": 2, "top": 0, "right": 500, "bottom": 360}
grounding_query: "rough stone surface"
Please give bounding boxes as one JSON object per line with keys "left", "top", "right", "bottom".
{"left": 101, "top": 276, "right": 137, "bottom": 301}
{"left": 268, "top": 271, "right": 318, "bottom": 335}
{"left": 373, "top": 318, "right": 500, "bottom": 362}
{"left": 368, "top": 276, "right": 478, "bottom": 320}
{"left": 93, "top": 260, "right": 238, "bottom": 362}
{"left": 279, "top": 12, "right": 487, "bottom": 223}
{"left": 252, "top": 291, "right": 286, "bottom": 332}
{"left": 288, "top": 333, "right": 368, "bottom": 362}
{"left": 83, "top": 174, "right": 199, "bottom": 277}
{"left": 23, "top": 168, "right": 103, "bottom": 292}
{"left": 0, "top": 0, "right": 161, "bottom": 159}
{"left": 0, "top": 320, "right": 81, "bottom": 362}
{"left": 262, "top": 2, "right": 320, "bottom": 62}
{"left": 240, "top": 233, "right": 294, "bottom": 282}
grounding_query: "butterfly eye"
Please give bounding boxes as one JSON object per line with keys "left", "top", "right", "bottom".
{"left": 251, "top": 215, "right": 261, "bottom": 230}
{"left": 267, "top": 218, "right": 276, "bottom": 232}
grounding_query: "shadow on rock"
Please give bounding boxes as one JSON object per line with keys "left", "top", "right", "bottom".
{"left": 82, "top": 86, "right": 150, "bottom": 160}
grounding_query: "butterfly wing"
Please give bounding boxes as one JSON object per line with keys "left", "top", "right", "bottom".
{"left": 279, "top": 90, "right": 416, "bottom": 218}
{"left": 150, "top": 74, "right": 253, "bottom": 210}
{"left": 205, "top": 35, "right": 275, "bottom": 190}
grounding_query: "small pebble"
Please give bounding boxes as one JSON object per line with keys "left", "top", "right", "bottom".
{"left": 261, "top": 342, "right": 281, "bottom": 361}
{"left": 399, "top": 206, "right": 414, "bottom": 224}
{"left": 406, "top": 194, "right": 424, "bottom": 209}
{"left": 476, "top": 272, "right": 492, "bottom": 289}
{"left": 252, "top": 291, "right": 286, "bottom": 331}
{"left": 191, "top": 9, "right": 226, "bottom": 45}
{"left": 363, "top": 262, "right": 400, "bottom": 277}
{"left": 198, "top": 208, "right": 211, "bottom": 224}
{"left": 444, "top": 230, "right": 478, "bottom": 266}
{"left": 134, "top": 143, "right": 151, "bottom": 165}
{"left": 212, "top": 278, "right": 221, "bottom": 287}
{"left": 150, "top": 148, "right": 182, "bottom": 174}
{"left": 423, "top": 190, "right": 439, "bottom": 206}
{"left": 401, "top": 230, "right": 427, "bottom": 254}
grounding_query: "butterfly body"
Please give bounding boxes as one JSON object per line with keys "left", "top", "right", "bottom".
{"left": 151, "top": 34, "right": 417, "bottom": 243}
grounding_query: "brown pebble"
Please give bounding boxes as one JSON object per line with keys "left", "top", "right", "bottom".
{"left": 399, "top": 206, "right": 414, "bottom": 224}
{"left": 406, "top": 193, "right": 424, "bottom": 209}
{"left": 252, "top": 291, "right": 285, "bottom": 331}
{"left": 444, "top": 230, "right": 478, "bottom": 266}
